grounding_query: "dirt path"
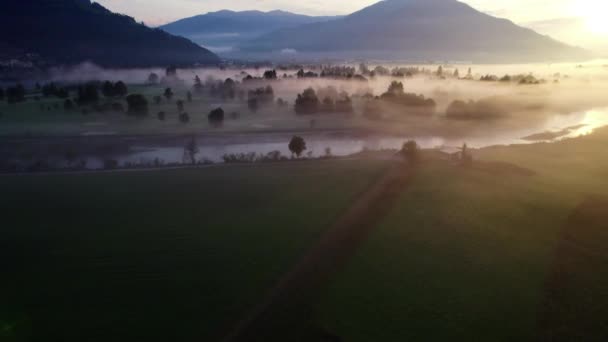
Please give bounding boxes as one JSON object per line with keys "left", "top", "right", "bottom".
{"left": 538, "top": 196, "right": 608, "bottom": 341}
{"left": 222, "top": 161, "right": 412, "bottom": 342}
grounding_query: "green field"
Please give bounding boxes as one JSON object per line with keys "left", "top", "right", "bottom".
{"left": 0, "top": 160, "right": 390, "bottom": 341}
{"left": 315, "top": 128, "right": 608, "bottom": 341}
{"left": 2, "top": 128, "right": 608, "bottom": 341}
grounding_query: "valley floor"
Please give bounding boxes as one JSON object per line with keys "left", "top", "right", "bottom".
{"left": 1, "top": 128, "right": 608, "bottom": 341}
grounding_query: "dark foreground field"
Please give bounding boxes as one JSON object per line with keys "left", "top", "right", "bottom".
{"left": 2, "top": 128, "right": 608, "bottom": 342}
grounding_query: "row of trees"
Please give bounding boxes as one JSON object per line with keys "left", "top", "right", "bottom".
{"left": 294, "top": 87, "right": 354, "bottom": 115}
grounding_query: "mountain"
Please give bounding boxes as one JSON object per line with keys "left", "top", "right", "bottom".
{"left": 238, "top": 0, "right": 588, "bottom": 62}
{"left": 160, "top": 10, "right": 341, "bottom": 54}
{"left": 1, "top": 0, "right": 219, "bottom": 68}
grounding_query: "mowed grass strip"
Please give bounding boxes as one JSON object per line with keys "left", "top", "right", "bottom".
{"left": 0, "top": 159, "right": 389, "bottom": 342}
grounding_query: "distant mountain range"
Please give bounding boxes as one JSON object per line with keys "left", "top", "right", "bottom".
{"left": 233, "top": 0, "right": 588, "bottom": 62}
{"left": 1, "top": 0, "right": 219, "bottom": 68}
{"left": 160, "top": 10, "right": 341, "bottom": 53}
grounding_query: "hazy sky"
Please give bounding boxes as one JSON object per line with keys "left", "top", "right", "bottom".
{"left": 95, "top": 0, "right": 608, "bottom": 51}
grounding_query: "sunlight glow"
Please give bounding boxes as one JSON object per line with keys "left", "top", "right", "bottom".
{"left": 578, "top": 1, "right": 608, "bottom": 35}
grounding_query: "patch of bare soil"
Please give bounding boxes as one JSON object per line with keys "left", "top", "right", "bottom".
{"left": 223, "top": 162, "right": 412, "bottom": 342}
{"left": 538, "top": 196, "right": 608, "bottom": 341}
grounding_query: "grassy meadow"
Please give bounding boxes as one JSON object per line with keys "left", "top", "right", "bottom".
{"left": 0, "top": 159, "right": 390, "bottom": 341}
{"left": 315, "top": 127, "right": 608, "bottom": 341}
{"left": 1, "top": 127, "right": 608, "bottom": 341}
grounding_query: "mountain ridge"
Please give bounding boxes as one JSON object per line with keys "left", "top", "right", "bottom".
{"left": 160, "top": 10, "right": 342, "bottom": 53}
{"left": 1, "top": 0, "right": 219, "bottom": 67}
{"left": 236, "top": 0, "right": 588, "bottom": 62}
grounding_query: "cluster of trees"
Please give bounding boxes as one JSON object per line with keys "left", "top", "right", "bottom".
{"left": 294, "top": 88, "right": 320, "bottom": 115}
{"left": 126, "top": 94, "right": 149, "bottom": 117}
{"left": 263, "top": 69, "right": 277, "bottom": 80}
{"left": 446, "top": 98, "right": 507, "bottom": 120}
{"left": 295, "top": 87, "right": 354, "bottom": 115}
{"left": 380, "top": 81, "right": 436, "bottom": 113}
{"left": 77, "top": 83, "right": 100, "bottom": 105}
{"left": 4, "top": 84, "right": 26, "bottom": 103}
{"left": 296, "top": 69, "right": 319, "bottom": 78}
{"left": 41, "top": 83, "right": 69, "bottom": 98}
{"left": 101, "top": 81, "right": 128, "bottom": 98}
{"left": 247, "top": 86, "right": 275, "bottom": 113}
{"left": 206, "top": 78, "right": 237, "bottom": 100}
{"left": 208, "top": 107, "right": 224, "bottom": 127}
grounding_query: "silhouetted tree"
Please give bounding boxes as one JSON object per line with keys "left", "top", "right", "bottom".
{"left": 176, "top": 100, "right": 184, "bottom": 113}
{"left": 125, "top": 94, "right": 149, "bottom": 117}
{"left": 166, "top": 66, "right": 177, "bottom": 78}
{"left": 183, "top": 137, "right": 199, "bottom": 165}
{"left": 289, "top": 136, "right": 307, "bottom": 157}
{"left": 387, "top": 81, "right": 404, "bottom": 95}
{"left": 263, "top": 69, "right": 278, "bottom": 80}
{"left": 187, "top": 91, "right": 192, "bottom": 102}
{"left": 148, "top": 73, "right": 159, "bottom": 84}
{"left": 164, "top": 87, "right": 174, "bottom": 101}
{"left": 114, "top": 81, "right": 127, "bottom": 97}
{"left": 179, "top": 112, "right": 190, "bottom": 123}
{"left": 454, "top": 69, "right": 460, "bottom": 78}
{"left": 208, "top": 107, "right": 225, "bottom": 128}
{"left": 294, "top": 88, "right": 320, "bottom": 115}
{"left": 248, "top": 98, "right": 258, "bottom": 113}
{"left": 193, "top": 75, "right": 203, "bottom": 93}
{"left": 401, "top": 140, "right": 419, "bottom": 164}
{"left": 461, "top": 143, "right": 473, "bottom": 167}
{"left": 77, "top": 83, "right": 99, "bottom": 105}
{"left": 436, "top": 66, "right": 444, "bottom": 77}
{"left": 102, "top": 81, "right": 114, "bottom": 97}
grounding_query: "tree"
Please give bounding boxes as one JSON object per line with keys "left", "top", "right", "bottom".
{"left": 153, "top": 95, "right": 162, "bottom": 105}
{"left": 289, "top": 136, "right": 307, "bottom": 157}
{"left": 187, "top": 91, "right": 192, "bottom": 103}
{"left": 6, "top": 84, "right": 26, "bottom": 103}
{"left": 114, "top": 81, "right": 128, "bottom": 97}
{"left": 179, "top": 112, "right": 190, "bottom": 123}
{"left": 77, "top": 83, "right": 99, "bottom": 105}
{"left": 263, "top": 69, "right": 277, "bottom": 80}
{"left": 164, "top": 87, "right": 174, "bottom": 101}
{"left": 148, "top": 73, "right": 159, "bottom": 84}
{"left": 248, "top": 98, "right": 259, "bottom": 113}
{"left": 461, "top": 143, "right": 473, "bottom": 167}
{"left": 102, "top": 81, "right": 114, "bottom": 97}
{"left": 157, "top": 111, "right": 166, "bottom": 121}
{"left": 401, "top": 140, "right": 419, "bottom": 164}
{"left": 294, "top": 88, "right": 320, "bottom": 115}
{"left": 436, "top": 66, "right": 444, "bottom": 77}
{"left": 454, "top": 68, "right": 460, "bottom": 78}
{"left": 166, "top": 66, "right": 177, "bottom": 78}
{"left": 193, "top": 75, "right": 203, "bottom": 93}
{"left": 208, "top": 107, "right": 225, "bottom": 128}
{"left": 387, "top": 81, "right": 404, "bottom": 95}
{"left": 183, "top": 137, "right": 199, "bottom": 165}
{"left": 176, "top": 100, "right": 184, "bottom": 113}
{"left": 125, "top": 94, "right": 149, "bottom": 116}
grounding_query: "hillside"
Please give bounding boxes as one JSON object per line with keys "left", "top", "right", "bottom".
{"left": 1, "top": 0, "right": 219, "bottom": 67}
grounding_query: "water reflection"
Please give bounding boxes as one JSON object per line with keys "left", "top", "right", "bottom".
{"left": 105, "top": 108, "right": 606, "bottom": 168}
